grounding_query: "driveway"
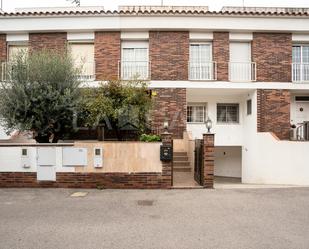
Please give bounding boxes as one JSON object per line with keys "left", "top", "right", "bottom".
{"left": 0, "top": 187, "right": 309, "bottom": 249}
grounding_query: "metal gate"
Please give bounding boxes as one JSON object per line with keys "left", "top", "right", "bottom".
{"left": 194, "top": 139, "right": 204, "bottom": 186}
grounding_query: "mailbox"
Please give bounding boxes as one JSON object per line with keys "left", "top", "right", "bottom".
{"left": 160, "top": 145, "right": 173, "bottom": 161}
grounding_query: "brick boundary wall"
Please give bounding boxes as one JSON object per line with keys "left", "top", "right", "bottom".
{"left": 257, "top": 89, "right": 291, "bottom": 140}
{"left": 150, "top": 31, "right": 189, "bottom": 80}
{"left": 152, "top": 88, "right": 186, "bottom": 139}
{"left": 95, "top": 31, "right": 121, "bottom": 81}
{"left": 29, "top": 33, "right": 67, "bottom": 52}
{"left": 0, "top": 34, "right": 6, "bottom": 62}
{"left": 203, "top": 133, "right": 215, "bottom": 188}
{"left": 213, "top": 32, "right": 229, "bottom": 81}
{"left": 252, "top": 33, "right": 292, "bottom": 82}
{"left": 0, "top": 133, "right": 173, "bottom": 189}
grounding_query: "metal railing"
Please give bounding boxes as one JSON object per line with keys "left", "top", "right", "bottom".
{"left": 292, "top": 63, "right": 309, "bottom": 83}
{"left": 1, "top": 61, "right": 96, "bottom": 82}
{"left": 229, "top": 62, "right": 256, "bottom": 82}
{"left": 119, "top": 61, "right": 150, "bottom": 80}
{"left": 189, "top": 61, "right": 217, "bottom": 81}
{"left": 295, "top": 122, "right": 309, "bottom": 141}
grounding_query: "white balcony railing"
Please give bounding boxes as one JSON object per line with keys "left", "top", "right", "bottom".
{"left": 1, "top": 61, "right": 95, "bottom": 82}
{"left": 229, "top": 62, "right": 256, "bottom": 82}
{"left": 119, "top": 61, "right": 150, "bottom": 80}
{"left": 189, "top": 62, "right": 217, "bottom": 81}
{"left": 292, "top": 63, "right": 309, "bottom": 83}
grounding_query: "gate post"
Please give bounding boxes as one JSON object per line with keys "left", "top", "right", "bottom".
{"left": 203, "top": 133, "right": 215, "bottom": 188}
{"left": 161, "top": 132, "right": 173, "bottom": 188}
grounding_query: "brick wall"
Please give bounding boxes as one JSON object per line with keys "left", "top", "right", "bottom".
{"left": 29, "top": 33, "right": 67, "bottom": 52}
{"left": 203, "top": 133, "right": 214, "bottom": 188}
{"left": 213, "top": 32, "right": 229, "bottom": 81}
{"left": 95, "top": 32, "right": 121, "bottom": 80}
{"left": 257, "top": 89, "right": 291, "bottom": 140}
{"left": 252, "top": 33, "right": 292, "bottom": 82}
{"left": 150, "top": 31, "right": 189, "bottom": 80}
{"left": 152, "top": 88, "right": 186, "bottom": 139}
{"left": 0, "top": 34, "right": 6, "bottom": 62}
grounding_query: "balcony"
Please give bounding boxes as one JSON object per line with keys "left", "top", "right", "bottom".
{"left": 292, "top": 63, "right": 309, "bottom": 83}
{"left": 119, "top": 61, "right": 150, "bottom": 80}
{"left": 189, "top": 62, "right": 217, "bottom": 81}
{"left": 1, "top": 61, "right": 95, "bottom": 82}
{"left": 229, "top": 62, "right": 256, "bottom": 82}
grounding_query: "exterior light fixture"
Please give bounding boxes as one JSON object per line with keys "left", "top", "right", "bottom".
{"left": 163, "top": 120, "right": 169, "bottom": 133}
{"left": 205, "top": 117, "right": 213, "bottom": 133}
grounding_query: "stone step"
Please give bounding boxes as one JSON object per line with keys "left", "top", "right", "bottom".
{"left": 173, "top": 156, "right": 189, "bottom": 161}
{"left": 173, "top": 166, "right": 192, "bottom": 172}
{"left": 173, "top": 152, "right": 187, "bottom": 157}
{"left": 173, "top": 161, "right": 190, "bottom": 167}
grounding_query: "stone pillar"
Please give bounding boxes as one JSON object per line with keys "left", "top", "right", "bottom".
{"left": 203, "top": 133, "right": 215, "bottom": 188}
{"left": 161, "top": 132, "right": 173, "bottom": 188}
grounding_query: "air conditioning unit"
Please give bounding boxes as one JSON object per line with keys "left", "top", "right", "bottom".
{"left": 93, "top": 148, "right": 103, "bottom": 168}
{"left": 21, "top": 148, "right": 31, "bottom": 169}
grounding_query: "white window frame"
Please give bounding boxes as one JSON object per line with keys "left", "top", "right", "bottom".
{"left": 187, "top": 103, "right": 207, "bottom": 123}
{"left": 7, "top": 42, "right": 29, "bottom": 61}
{"left": 216, "top": 103, "right": 240, "bottom": 124}
{"left": 121, "top": 41, "right": 149, "bottom": 80}
{"left": 292, "top": 44, "right": 309, "bottom": 82}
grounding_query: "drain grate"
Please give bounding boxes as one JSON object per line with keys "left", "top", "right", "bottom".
{"left": 137, "top": 200, "right": 154, "bottom": 206}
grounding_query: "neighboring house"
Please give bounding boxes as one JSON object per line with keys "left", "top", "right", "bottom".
{"left": 1, "top": 5, "right": 309, "bottom": 186}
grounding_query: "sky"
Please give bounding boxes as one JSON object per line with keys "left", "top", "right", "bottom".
{"left": 2, "top": 0, "right": 309, "bottom": 12}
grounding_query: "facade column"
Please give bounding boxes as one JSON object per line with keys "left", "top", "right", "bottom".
{"left": 203, "top": 133, "right": 215, "bottom": 188}
{"left": 161, "top": 132, "right": 173, "bottom": 188}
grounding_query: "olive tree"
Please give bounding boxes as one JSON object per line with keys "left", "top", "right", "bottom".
{"left": 0, "top": 50, "right": 82, "bottom": 143}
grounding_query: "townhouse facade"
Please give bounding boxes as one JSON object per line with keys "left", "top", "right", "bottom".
{"left": 1, "top": 6, "right": 309, "bottom": 186}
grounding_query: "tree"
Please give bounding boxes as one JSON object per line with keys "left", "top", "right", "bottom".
{"left": 84, "top": 80, "right": 153, "bottom": 140}
{"left": 0, "top": 50, "right": 82, "bottom": 143}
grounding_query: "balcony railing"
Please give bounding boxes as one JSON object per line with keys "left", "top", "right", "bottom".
{"left": 292, "top": 122, "right": 309, "bottom": 141}
{"left": 1, "top": 62, "right": 95, "bottom": 82}
{"left": 119, "top": 61, "right": 150, "bottom": 80}
{"left": 292, "top": 63, "right": 309, "bottom": 83}
{"left": 229, "top": 62, "right": 256, "bottom": 82}
{"left": 189, "top": 62, "right": 217, "bottom": 81}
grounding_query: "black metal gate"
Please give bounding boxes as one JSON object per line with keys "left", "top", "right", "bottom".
{"left": 194, "top": 139, "right": 204, "bottom": 186}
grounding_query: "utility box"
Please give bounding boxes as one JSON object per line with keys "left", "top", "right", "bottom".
{"left": 21, "top": 148, "right": 31, "bottom": 169}
{"left": 160, "top": 145, "right": 173, "bottom": 161}
{"left": 37, "top": 165, "right": 56, "bottom": 181}
{"left": 62, "top": 147, "right": 87, "bottom": 167}
{"left": 37, "top": 147, "right": 56, "bottom": 181}
{"left": 93, "top": 148, "right": 103, "bottom": 168}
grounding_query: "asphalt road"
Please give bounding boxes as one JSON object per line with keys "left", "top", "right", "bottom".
{"left": 0, "top": 187, "right": 309, "bottom": 249}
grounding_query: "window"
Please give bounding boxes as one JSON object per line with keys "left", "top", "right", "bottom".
{"left": 217, "top": 104, "right": 239, "bottom": 123}
{"left": 121, "top": 41, "right": 149, "bottom": 80}
{"left": 69, "top": 43, "right": 95, "bottom": 81}
{"left": 187, "top": 104, "right": 206, "bottom": 123}
{"left": 8, "top": 44, "right": 28, "bottom": 61}
{"left": 189, "top": 43, "right": 214, "bottom": 80}
{"left": 247, "top": 99, "right": 252, "bottom": 115}
{"left": 292, "top": 45, "right": 309, "bottom": 82}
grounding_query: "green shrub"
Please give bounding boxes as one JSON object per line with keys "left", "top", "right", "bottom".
{"left": 139, "top": 134, "right": 161, "bottom": 142}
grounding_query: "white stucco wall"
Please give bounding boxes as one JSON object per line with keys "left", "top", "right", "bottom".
{"left": 214, "top": 146, "right": 242, "bottom": 178}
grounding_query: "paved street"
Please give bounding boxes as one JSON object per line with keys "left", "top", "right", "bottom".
{"left": 0, "top": 187, "right": 309, "bottom": 249}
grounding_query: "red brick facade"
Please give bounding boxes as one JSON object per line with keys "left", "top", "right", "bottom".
{"left": 29, "top": 33, "right": 67, "bottom": 52}
{"left": 0, "top": 34, "right": 6, "bottom": 62}
{"left": 213, "top": 32, "right": 229, "bottom": 81}
{"left": 252, "top": 33, "right": 292, "bottom": 82}
{"left": 203, "top": 133, "right": 214, "bottom": 188}
{"left": 152, "top": 88, "right": 186, "bottom": 139}
{"left": 150, "top": 31, "right": 189, "bottom": 80}
{"left": 257, "top": 89, "right": 291, "bottom": 140}
{"left": 95, "top": 31, "right": 121, "bottom": 80}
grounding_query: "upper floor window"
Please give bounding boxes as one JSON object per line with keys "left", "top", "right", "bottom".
{"left": 121, "top": 41, "right": 149, "bottom": 80}
{"left": 292, "top": 45, "right": 309, "bottom": 82}
{"left": 69, "top": 43, "right": 95, "bottom": 81}
{"left": 229, "top": 42, "right": 256, "bottom": 82}
{"left": 187, "top": 104, "right": 207, "bottom": 123}
{"left": 189, "top": 43, "right": 215, "bottom": 81}
{"left": 217, "top": 103, "right": 239, "bottom": 124}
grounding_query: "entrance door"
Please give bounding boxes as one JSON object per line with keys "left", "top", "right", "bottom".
{"left": 295, "top": 102, "right": 309, "bottom": 125}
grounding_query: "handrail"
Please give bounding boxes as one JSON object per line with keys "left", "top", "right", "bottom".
{"left": 188, "top": 61, "right": 217, "bottom": 81}
{"left": 119, "top": 60, "right": 150, "bottom": 80}
{"left": 292, "top": 63, "right": 309, "bottom": 83}
{"left": 229, "top": 62, "right": 256, "bottom": 82}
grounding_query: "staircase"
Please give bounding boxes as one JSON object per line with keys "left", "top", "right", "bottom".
{"left": 173, "top": 152, "right": 191, "bottom": 172}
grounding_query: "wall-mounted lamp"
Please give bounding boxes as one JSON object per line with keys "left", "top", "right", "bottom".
{"left": 163, "top": 120, "right": 169, "bottom": 133}
{"left": 205, "top": 117, "right": 213, "bottom": 133}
